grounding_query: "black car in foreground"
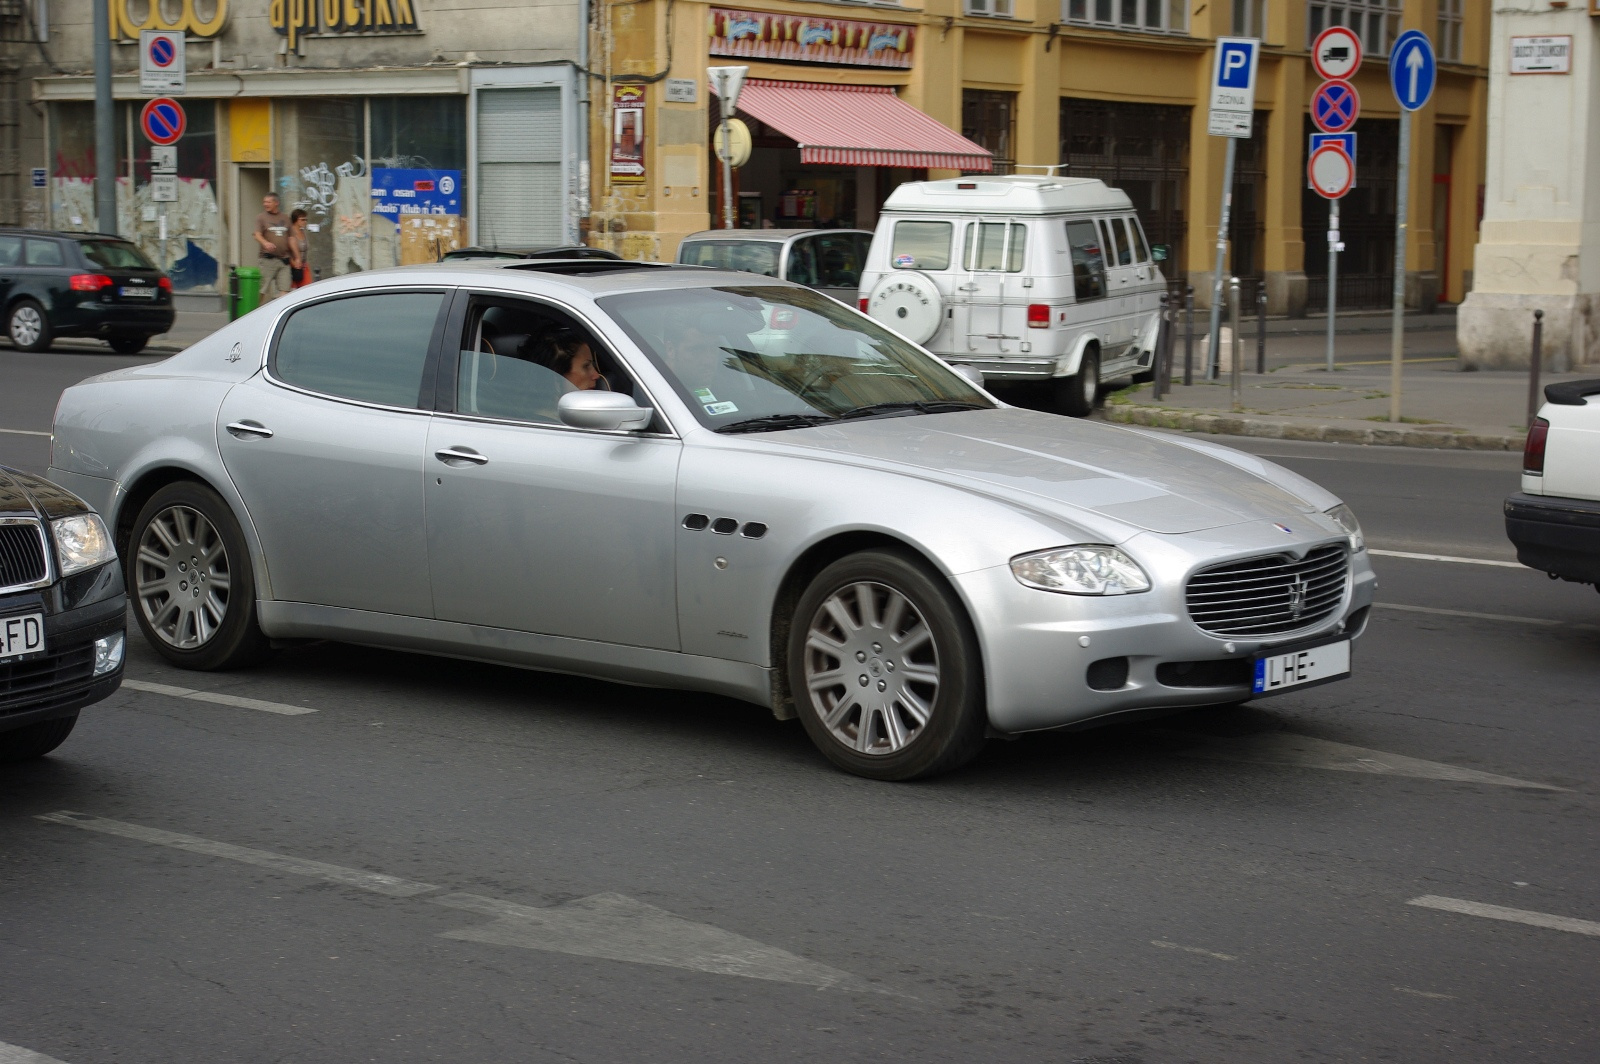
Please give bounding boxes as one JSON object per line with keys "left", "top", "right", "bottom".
{"left": 1, "top": 228, "right": 175, "bottom": 354}
{"left": 1, "top": 466, "right": 126, "bottom": 762}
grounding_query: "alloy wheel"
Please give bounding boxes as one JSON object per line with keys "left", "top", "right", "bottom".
{"left": 135, "top": 505, "right": 232, "bottom": 649}
{"left": 802, "top": 581, "right": 941, "bottom": 755}
{"left": 11, "top": 305, "right": 42, "bottom": 347}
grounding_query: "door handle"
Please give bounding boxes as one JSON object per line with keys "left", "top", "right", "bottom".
{"left": 434, "top": 447, "right": 488, "bottom": 466}
{"left": 225, "top": 420, "right": 273, "bottom": 439}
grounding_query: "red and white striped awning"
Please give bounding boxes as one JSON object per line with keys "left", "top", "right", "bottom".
{"left": 712, "top": 78, "right": 993, "bottom": 172}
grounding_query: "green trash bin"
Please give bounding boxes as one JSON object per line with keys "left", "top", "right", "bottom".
{"left": 233, "top": 266, "right": 262, "bottom": 319}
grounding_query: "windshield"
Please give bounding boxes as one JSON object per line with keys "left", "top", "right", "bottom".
{"left": 599, "top": 285, "right": 993, "bottom": 432}
{"left": 677, "top": 240, "right": 782, "bottom": 278}
{"left": 80, "top": 240, "right": 155, "bottom": 270}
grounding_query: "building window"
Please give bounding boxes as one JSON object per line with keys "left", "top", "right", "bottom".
{"left": 1232, "top": 0, "right": 1266, "bottom": 38}
{"left": 964, "top": 0, "right": 1014, "bottom": 15}
{"left": 1063, "top": 0, "right": 1187, "bottom": 35}
{"left": 1437, "top": 0, "right": 1462, "bottom": 62}
{"left": 1307, "top": 1, "right": 1402, "bottom": 57}
{"left": 962, "top": 90, "right": 1016, "bottom": 175}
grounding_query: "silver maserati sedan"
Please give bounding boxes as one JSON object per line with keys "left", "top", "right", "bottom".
{"left": 48, "top": 260, "right": 1374, "bottom": 780}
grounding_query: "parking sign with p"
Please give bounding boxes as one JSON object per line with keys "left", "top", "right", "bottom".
{"left": 1208, "top": 37, "right": 1260, "bottom": 138}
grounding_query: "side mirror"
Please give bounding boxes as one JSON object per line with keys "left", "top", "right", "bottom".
{"left": 557, "top": 390, "right": 654, "bottom": 431}
{"left": 950, "top": 364, "right": 985, "bottom": 389}
{"left": 1151, "top": 244, "right": 1170, "bottom": 263}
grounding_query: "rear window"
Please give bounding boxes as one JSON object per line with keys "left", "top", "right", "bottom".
{"left": 889, "top": 221, "right": 952, "bottom": 271}
{"left": 80, "top": 240, "right": 156, "bottom": 270}
{"left": 678, "top": 240, "right": 781, "bottom": 278}
{"left": 274, "top": 292, "right": 445, "bottom": 408}
{"left": 963, "top": 222, "right": 1027, "bottom": 273}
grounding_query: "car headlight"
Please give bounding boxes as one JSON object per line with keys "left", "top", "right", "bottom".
{"left": 1326, "top": 503, "right": 1365, "bottom": 552}
{"left": 1010, "top": 545, "right": 1151, "bottom": 596}
{"left": 51, "top": 513, "right": 117, "bottom": 576}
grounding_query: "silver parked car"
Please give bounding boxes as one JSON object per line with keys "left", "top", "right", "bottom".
{"left": 49, "top": 260, "right": 1375, "bottom": 780}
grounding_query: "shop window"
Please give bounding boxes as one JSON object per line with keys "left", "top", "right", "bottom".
{"left": 49, "top": 101, "right": 130, "bottom": 235}
{"left": 962, "top": 90, "right": 1016, "bottom": 176}
{"left": 964, "top": 222, "right": 1027, "bottom": 272}
{"left": 370, "top": 96, "right": 468, "bottom": 268}
{"left": 890, "top": 221, "right": 952, "bottom": 271}
{"left": 1064, "top": 221, "right": 1106, "bottom": 301}
{"left": 128, "top": 99, "right": 218, "bottom": 290}
{"left": 274, "top": 292, "right": 446, "bottom": 408}
{"left": 276, "top": 98, "right": 367, "bottom": 280}
{"left": 1063, "top": 0, "right": 1187, "bottom": 35}
{"left": 1307, "top": 1, "right": 1401, "bottom": 57}
{"left": 1437, "top": 0, "right": 1462, "bottom": 62}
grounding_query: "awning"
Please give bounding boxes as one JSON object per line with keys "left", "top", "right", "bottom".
{"left": 713, "top": 79, "right": 993, "bottom": 172}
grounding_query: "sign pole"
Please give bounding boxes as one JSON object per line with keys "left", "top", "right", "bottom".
{"left": 1206, "top": 137, "right": 1238, "bottom": 381}
{"left": 719, "top": 115, "right": 734, "bottom": 230}
{"left": 1389, "top": 107, "right": 1411, "bottom": 423}
{"left": 92, "top": 0, "right": 117, "bottom": 234}
{"left": 1326, "top": 198, "right": 1339, "bottom": 373}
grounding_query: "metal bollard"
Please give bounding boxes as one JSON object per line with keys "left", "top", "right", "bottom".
{"left": 1256, "top": 288, "right": 1267, "bottom": 374}
{"left": 1160, "top": 292, "right": 1176, "bottom": 397}
{"left": 1153, "top": 294, "right": 1168, "bottom": 400}
{"left": 1528, "top": 309, "right": 1544, "bottom": 430}
{"left": 1183, "top": 284, "right": 1195, "bottom": 387}
{"left": 1229, "top": 277, "right": 1243, "bottom": 412}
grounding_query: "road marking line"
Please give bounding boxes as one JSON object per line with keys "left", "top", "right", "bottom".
{"left": 0, "top": 1042, "right": 72, "bottom": 1064}
{"left": 121, "top": 678, "right": 317, "bottom": 716}
{"left": 1408, "top": 895, "right": 1600, "bottom": 937}
{"left": 1151, "top": 939, "right": 1236, "bottom": 961}
{"left": 1374, "top": 601, "right": 1598, "bottom": 631}
{"left": 434, "top": 891, "right": 870, "bottom": 990}
{"left": 37, "top": 812, "right": 438, "bottom": 897}
{"left": 0, "top": 428, "right": 51, "bottom": 438}
{"left": 1167, "top": 731, "right": 1564, "bottom": 791}
{"left": 1370, "top": 549, "right": 1524, "bottom": 568}
{"left": 1394, "top": 986, "right": 1455, "bottom": 1000}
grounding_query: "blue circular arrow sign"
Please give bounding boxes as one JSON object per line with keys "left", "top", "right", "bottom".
{"left": 1311, "top": 80, "right": 1360, "bottom": 134}
{"left": 1390, "top": 30, "right": 1436, "bottom": 112}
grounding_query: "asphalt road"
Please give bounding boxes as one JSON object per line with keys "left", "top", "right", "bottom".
{"left": 2, "top": 348, "right": 1597, "bottom": 1063}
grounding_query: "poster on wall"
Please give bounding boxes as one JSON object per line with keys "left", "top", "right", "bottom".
{"left": 370, "top": 168, "right": 465, "bottom": 264}
{"left": 611, "top": 87, "right": 646, "bottom": 184}
{"left": 708, "top": 8, "right": 913, "bottom": 69}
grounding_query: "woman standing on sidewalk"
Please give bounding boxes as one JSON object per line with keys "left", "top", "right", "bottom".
{"left": 289, "top": 210, "right": 311, "bottom": 289}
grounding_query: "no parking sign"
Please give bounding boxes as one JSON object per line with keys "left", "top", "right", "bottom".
{"left": 140, "top": 31, "right": 186, "bottom": 96}
{"left": 141, "top": 98, "right": 187, "bottom": 146}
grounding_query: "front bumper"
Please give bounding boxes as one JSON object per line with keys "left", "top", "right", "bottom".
{"left": 1505, "top": 491, "right": 1600, "bottom": 585}
{"left": 1, "top": 561, "right": 127, "bottom": 733}
{"left": 955, "top": 530, "right": 1376, "bottom": 734}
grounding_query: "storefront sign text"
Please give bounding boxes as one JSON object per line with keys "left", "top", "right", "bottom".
{"left": 611, "top": 86, "right": 646, "bottom": 185}
{"left": 109, "top": 0, "right": 227, "bottom": 40}
{"left": 708, "top": 8, "right": 912, "bottom": 69}
{"left": 273, "top": 0, "right": 421, "bottom": 50}
{"left": 371, "top": 168, "right": 461, "bottom": 221}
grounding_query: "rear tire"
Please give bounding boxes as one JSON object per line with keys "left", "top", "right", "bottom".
{"left": 109, "top": 335, "right": 149, "bottom": 355}
{"left": 9, "top": 299, "right": 52, "bottom": 352}
{"left": 1053, "top": 347, "right": 1099, "bottom": 417}
{"left": 0, "top": 715, "right": 78, "bottom": 762}
{"left": 788, "top": 550, "right": 986, "bottom": 781}
{"left": 127, "top": 481, "right": 272, "bottom": 670}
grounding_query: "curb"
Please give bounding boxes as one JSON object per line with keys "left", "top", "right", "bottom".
{"left": 1101, "top": 403, "right": 1526, "bottom": 452}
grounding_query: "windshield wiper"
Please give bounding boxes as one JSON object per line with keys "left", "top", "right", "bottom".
{"left": 836, "top": 400, "right": 988, "bottom": 421}
{"left": 714, "top": 413, "right": 838, "bottom": 434}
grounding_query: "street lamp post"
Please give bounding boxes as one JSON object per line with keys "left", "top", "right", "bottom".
{"left": 707, "top": 66, "right": 748, "bottom": 230}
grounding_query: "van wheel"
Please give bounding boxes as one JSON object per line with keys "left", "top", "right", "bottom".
{"left": 1053, "top": 347, "right": 1099, "bottom": 417}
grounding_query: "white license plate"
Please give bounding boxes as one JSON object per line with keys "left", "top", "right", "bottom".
{"left": 1253, "top": 638, "right": 1350, "bottom": 695}
{"left": 120, "top": 286, "right": 154, "bottom": 299}
{"left": 0, "top": 612, "right": 45, "bottom": 661}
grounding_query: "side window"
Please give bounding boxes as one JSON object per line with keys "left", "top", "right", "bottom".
{"left": 785, "top": 238, "right": 819, "bottom": 288}
{"left": 0, "top": 236, "right": 20, "bottom": 266}
{"left": 889, "top": 221, "right": 952, "bottom": 271}
{"left": 814, "top": 233, "right": 864, "bottom": 289}
{"left": 25, "top": 239, "right": 64, "bottom": 267}
{"left": 455, "top": 298, "right": 640, "bottom": 426}
{"left": 1126, "top": 217, "right": 1150, "bottom": 264}
{"left": 1102, "top": 218, "right": 1129, "bottom": 266}
{"left": 1064, "top": 220, "right": 1106, "bottom": 302}
{"left": 963, "top": 222, "right": 1027, "bottom": 272}
{"left": 274, "top": 291, "right": 444, "bottom": 408}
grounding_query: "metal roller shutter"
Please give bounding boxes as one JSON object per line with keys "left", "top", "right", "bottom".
{"left": 476, "top": 88, "right": 564, "bottom": 247}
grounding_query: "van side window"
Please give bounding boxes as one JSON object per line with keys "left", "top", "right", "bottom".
{"left": 963, "top": 222, "right": 1026, "bottom": 272}
{"left": 1125, "top": 217, "right": 1150, "bottom": 264}
{"left": 1103, "top": 218, "right": 1130, "bottom": 266}
{"left": 1064, "top": 221, "right": 1106, "bottom": 302}
{"left": 890, "top": 221, "right": 953, "bottom": 271}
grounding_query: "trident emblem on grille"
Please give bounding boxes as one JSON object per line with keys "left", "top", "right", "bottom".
{"left": 1287, "top": 576, "right": 1308, "bottom": 619}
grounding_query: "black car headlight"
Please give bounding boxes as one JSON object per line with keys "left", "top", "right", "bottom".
{"left": 52, "top": 513, "right": 117, "bottom": 576}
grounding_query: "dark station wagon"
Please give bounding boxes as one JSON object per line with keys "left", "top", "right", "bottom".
{"left": 0, "top": 229, "right": 175, "bottom": 354}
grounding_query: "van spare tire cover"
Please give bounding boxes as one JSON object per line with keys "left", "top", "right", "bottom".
{"left": 866, "top": 272, "right": 943, "bottom": 346}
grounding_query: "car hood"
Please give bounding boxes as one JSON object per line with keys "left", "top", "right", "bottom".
{"left": 0, "top": 465, "right": 91, "bottom": 521}
{"left": 752, "top": 407, "right": 1326, "bottom": 535}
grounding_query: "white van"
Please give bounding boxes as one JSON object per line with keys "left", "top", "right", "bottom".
{"left": 858, "top": 175, "right": 1168, "bottom": 416}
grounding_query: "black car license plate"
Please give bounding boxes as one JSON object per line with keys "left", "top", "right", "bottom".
{"left": 120, "top": 286, "right": 155, "bottom": 299}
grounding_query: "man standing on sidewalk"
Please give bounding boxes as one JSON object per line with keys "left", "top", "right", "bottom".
{"left": 253, "top": 193, "right": 293, "bottom": 301}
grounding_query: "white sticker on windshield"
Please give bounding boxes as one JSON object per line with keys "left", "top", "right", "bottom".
{"left": 704, "top": 401, "right": 738, "bottom": 416}
{"left": 694, "top": 388, "right": 718, "bottom": 403}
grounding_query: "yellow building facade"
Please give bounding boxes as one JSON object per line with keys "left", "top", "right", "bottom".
{"left": 588, "top": 0, "right": 1488, "bottom": 315}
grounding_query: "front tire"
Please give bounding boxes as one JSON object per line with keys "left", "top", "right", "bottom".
{"left": 0, "top": 715, "right": 78, "bottom": 762}
{"left": 1052, "top": 346, "right": 1100, "bottom": 417}
{"left": 9, "top": 299, "right": 52, "bottom": 352}
{"left": 128, "top": 481, "right": 272, "bottom": 670}
{"left": 788, "top": 550, "right": 986, "bottom": 781}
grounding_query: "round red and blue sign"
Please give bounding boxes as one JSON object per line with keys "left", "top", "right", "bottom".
{"left": 140, "top": 98, "right": 186, "bottom": 146}
{"left": 148, "top": 35, "right": 177, "bottom": 68}
{"left": 1311, "top": 80, "right": 1360, "bottom": 135}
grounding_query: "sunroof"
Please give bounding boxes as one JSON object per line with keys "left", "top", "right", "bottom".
{"left": 503, "top": 260, "right": 678, "bottom": 276}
